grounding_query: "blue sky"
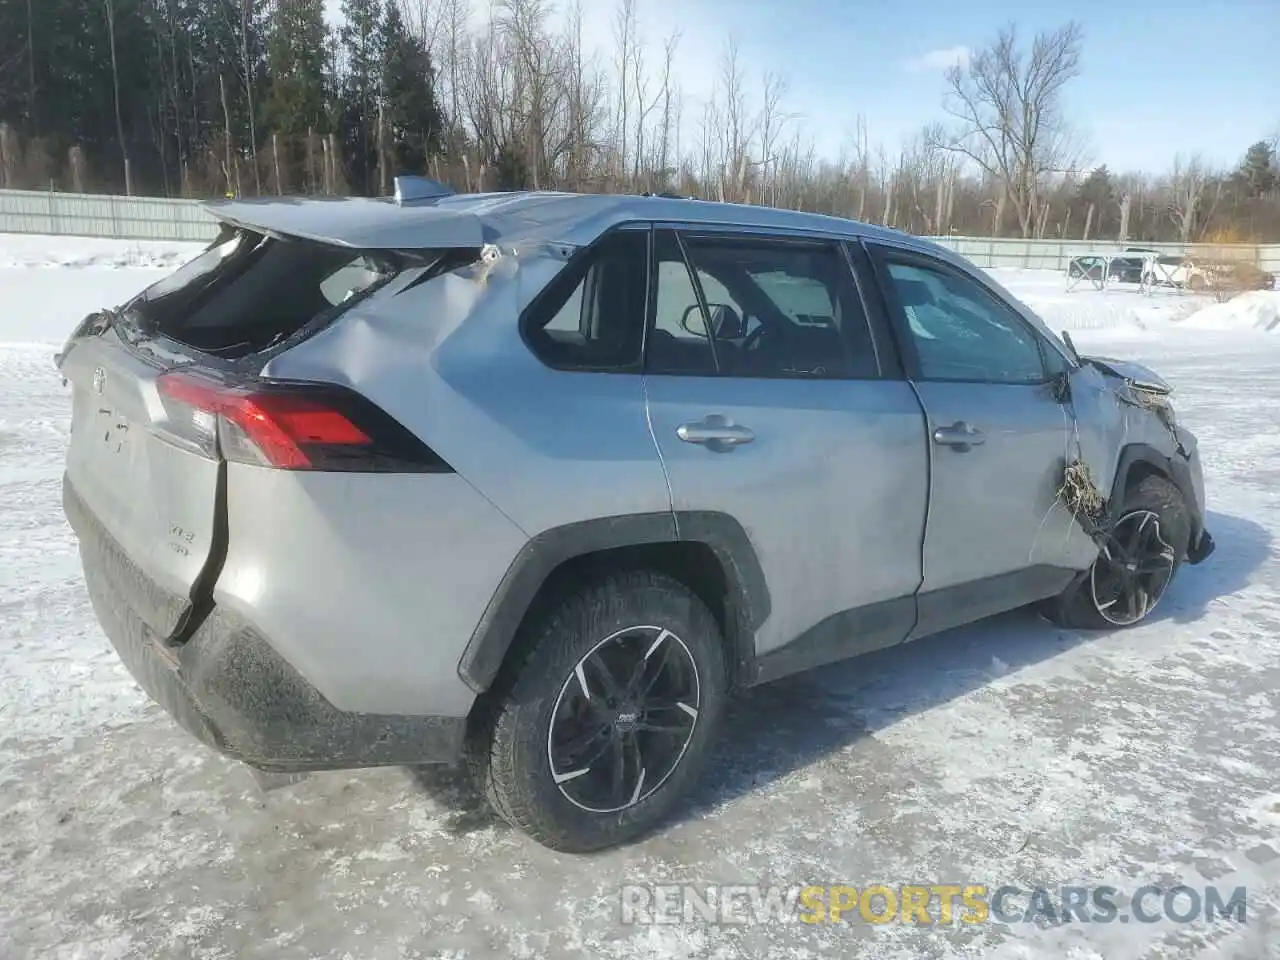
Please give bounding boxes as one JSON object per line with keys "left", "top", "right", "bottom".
{"left": 333, "top": 0, "right": 1277, "bottom": 174}
{"left": 581, "top": 0, "right": 1278, "bottom": 173}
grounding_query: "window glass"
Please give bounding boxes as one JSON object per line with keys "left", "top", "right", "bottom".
{"left": 544, "top": 284, "right": 585, "bottom": 333}
{"left": 524, "top": 230, "right": 647, "bottom": 370}
{"left": 648, "top": 233, "right": 718, "bottom": 374}
{"left": 883, "top": 260, "right": 1046, "bottom": 384}
{"left": 319, "top": 257, "right": 389, "bottom": 306}
{"left": 647, "top": 232, "right": 878, "bottom": 379}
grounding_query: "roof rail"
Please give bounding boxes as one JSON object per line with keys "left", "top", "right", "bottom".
{"left": 642, "top": 191, "right": 698, "bottom": 201}
{"left": 394, "top": 176, "right": 455, "bottom": 206}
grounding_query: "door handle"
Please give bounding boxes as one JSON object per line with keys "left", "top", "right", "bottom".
{"left": 932, "top": 421, "right": 985, "bottom": 449}
{"left": 677, "top": 415, "right": 755, "bottom": 449}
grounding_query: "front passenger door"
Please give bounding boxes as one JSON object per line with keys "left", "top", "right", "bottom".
{"left": 866, "top": 244, "right": 1096, "bottom": 637}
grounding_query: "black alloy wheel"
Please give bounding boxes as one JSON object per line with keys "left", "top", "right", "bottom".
{"left": 1090, "top": 509, "right": 1178, "bottom": 626}
{"left": 546, "top": 625, "right": 701, "bottom": 814}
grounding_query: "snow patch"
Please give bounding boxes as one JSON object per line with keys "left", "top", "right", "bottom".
{"left": 1178, "top": 291, "right": 1280, "bottom": 332}
{"left": 0, "top": 232, "right": 203, "bottom": 271}
{"left": 2, "top": 234, "right": 1280, "bottom": 959}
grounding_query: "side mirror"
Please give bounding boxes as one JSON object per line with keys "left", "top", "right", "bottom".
{"left": 1061, "top": 329, "right": 1080, "bottom": 364}
{"left": 680, "top": 303, "right": 744, "bottom": 339}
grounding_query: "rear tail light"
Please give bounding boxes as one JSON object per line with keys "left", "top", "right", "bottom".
{"left": 156, "top": 370, "right": 451, "bottom": 472}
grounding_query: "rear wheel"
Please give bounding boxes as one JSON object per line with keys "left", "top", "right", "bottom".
{"left": 1043, "top": 474, "right": 1189, "bottom": 629}
{"left": 469, "top": 570, "right": 728, "bottom": 852}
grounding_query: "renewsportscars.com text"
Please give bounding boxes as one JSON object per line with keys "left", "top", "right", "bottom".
{"left": 619, "top": 883, "right": 1249, "bottom": 926}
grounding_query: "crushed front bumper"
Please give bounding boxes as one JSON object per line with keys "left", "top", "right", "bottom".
{"left": 64, "top": 476, "right": 466, "bottom": 772}
{"left": 1187, "top": 528, "right": 1216, "bottom": 565}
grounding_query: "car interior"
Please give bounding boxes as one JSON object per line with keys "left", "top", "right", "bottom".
{"left": 646, "top": 247, "right": 862, "bottom": 378}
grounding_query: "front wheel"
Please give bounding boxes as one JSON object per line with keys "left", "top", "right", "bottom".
{"left": 1042, "top": 475, "right": 1189, "bottom": 629}
{"left": 469, "top": 570, "right": 728, "bottom": 852}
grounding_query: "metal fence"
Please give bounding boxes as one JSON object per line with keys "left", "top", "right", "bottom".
{"left": 0, "top": 189, "right": 217, "bottom": 242}
{"left": 2, "top": 188, "right": 1278, "bottom": 274}
{"left": 926, "top": 235, "right": 1280, "bottom": 276}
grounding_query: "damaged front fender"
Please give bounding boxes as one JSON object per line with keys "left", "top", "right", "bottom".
{"left": 1080, "top": 354, "right": 1173, "bottom": 395}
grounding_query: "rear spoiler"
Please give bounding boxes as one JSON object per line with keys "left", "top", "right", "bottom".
{"left": 202, "top": 182, "right": 484, "bottom": 250}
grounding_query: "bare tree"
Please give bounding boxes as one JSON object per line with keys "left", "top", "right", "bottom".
{"left": 757, "top": 72, "right": 790, "bottom": 206}
{"left": 612, "top": 0, "right": 636, "bottom": 179}
{"left": 931, "top": 22, "right": 1083, "bottom": 237}
{"left": 714, "top": 36, "right": 754, "bottom": 202}
{"left": 401, "top": 0, "right": 447, "bottom": 54}
{"left": 238, "top": 0, "right": 262, "bottom": 194}
{"left": 1168, "top": 155, "right": 1211, "bottom": 242}
{"left": 627, "top": 12, "right": 663, "bottom": 184}
{"left": 1167, "top": 154, "right": 1223, "bottom": 241}
{"left": 104, "top": 0, "right": 133, "bottom": 195}
{"left": 25, "top": 0, "right": 36, "bottom": 127}
{"left": 654, "top": 30, "right": 680, "bottom": 190}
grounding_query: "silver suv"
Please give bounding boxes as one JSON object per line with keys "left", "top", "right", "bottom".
{"left": 58, "top": 182, "right": 1214, "bottom": 852}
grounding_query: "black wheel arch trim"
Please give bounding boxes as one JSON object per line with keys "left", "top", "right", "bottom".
{"left": 457, "top": 511, "right": 770, "bottom": 694}
{"left": 1110, "top": 442, "right": 1208, "bottom": 560}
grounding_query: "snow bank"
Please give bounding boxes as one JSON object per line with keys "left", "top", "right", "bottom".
{"left": 1177, "top": 290, "right": 1280, "bottom": 332}
{"left": 0, "top": 232, "right": 202, "bottom": 271}
{"left": 988, "top": 267, "right": 1208, "bottom": 335}
{"left": 0, "top": 234, "right": 203, "bottom": 345}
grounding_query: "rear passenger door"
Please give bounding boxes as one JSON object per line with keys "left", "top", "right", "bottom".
{"left": 643, "top": 228, "right": 930, "bottom": 677}
{"left": 864, "top": 242, "right": 1092, "bottom": 637}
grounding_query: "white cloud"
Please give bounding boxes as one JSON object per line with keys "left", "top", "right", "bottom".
{"left": 904, "top": 45, "right": 971, "bottom": 73}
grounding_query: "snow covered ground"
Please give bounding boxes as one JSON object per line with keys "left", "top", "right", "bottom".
{"left": 1, "top": 235, "right": 1278, "bottom": 959}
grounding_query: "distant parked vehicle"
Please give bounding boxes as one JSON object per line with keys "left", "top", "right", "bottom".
{"left": 1143, "top": 255, "right": 1200, "bottom": 289}
{"left": 1198, "top": 260, "right": 1275, "bottom": 292}
{"left": 1066, "top": 254, "right": 1143, "bottom": 285}
{"left": 1067, "top": 255, "right": 1110, "bottom": 282}
{"left": 1105, "top": 255, "right": 1146, "bottom": 284}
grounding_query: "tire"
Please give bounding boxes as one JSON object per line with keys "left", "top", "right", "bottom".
{"left": 1042, "top": 474, "right": 1190, "bottom": 630}
{"left": 468, "top": 570, "right": 728, "bottom": 852}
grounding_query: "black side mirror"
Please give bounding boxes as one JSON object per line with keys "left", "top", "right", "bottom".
{"left": 1061, "top": 329, "right": 1081, "bottom": 364}
{"left": 680, "top": 303, "right": 744, "bottom": 339}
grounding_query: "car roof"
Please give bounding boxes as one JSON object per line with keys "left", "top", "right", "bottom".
{"left": 204, "top": 189, "right": 944, "bottom": 257}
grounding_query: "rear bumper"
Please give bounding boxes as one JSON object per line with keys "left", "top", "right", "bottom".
{"left": 64, "top": 475, "right": 466, "bottom": 771}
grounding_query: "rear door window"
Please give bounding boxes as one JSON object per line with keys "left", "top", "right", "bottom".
{"left": 646, "top": 230, "right": 879, "bottom": 380}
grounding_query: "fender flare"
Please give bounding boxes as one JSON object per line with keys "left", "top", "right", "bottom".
{"left": 1109, "top": 442, "right": 1205, "bottom": 546}
{"left": 457, "top": 511, "right": 770, "bottom": 694}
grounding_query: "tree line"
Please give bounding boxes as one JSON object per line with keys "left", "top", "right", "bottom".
{"left": 1, "top": 0, "right": 1277, "bottom": 242}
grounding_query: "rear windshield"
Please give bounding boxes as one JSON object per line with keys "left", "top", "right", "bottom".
{"left": 124, "top": 226, "right": 408, "bottom": 355}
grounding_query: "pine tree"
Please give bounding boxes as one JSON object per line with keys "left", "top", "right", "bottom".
{"left": 1077, "top": 166, "right": 1114, "bottom": 207}
{"left": 339, "top": 0, "right": 384, "bottom": 195}
{"left": 378, "top": 2, "right": 443, "bottom": 179}
{"left": 1237, "top": 141, "right": 1276, "bottom": 198}
{"left": 1074, "top": 165, "right": 1114, "bottom": 239}
{"left": 265, "top": 0, "right": 330, "bottom": 137}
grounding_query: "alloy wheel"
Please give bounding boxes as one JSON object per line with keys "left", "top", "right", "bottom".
{"left": 1090, "top": 509, "right": 1178, "bottom": 626}
{"left": 546, "top": 625, "right": 701, "bottom": 814}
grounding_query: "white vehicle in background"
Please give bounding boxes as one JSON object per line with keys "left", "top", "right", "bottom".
{"left": 1145, "top": 255, "right": 1208, "bottom": 290}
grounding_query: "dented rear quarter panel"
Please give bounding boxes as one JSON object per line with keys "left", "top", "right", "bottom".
{"left": 261, "top": 243, "right": 675, "bottom": 540}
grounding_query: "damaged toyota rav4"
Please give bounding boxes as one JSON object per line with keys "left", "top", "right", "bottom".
{"left": 57, "top": 181, "right": 1214, "bottom": 852}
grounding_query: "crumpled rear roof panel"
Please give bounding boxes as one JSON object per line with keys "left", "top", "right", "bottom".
{"left": 203, "top": 190, "right": 929, "bottom": 252}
